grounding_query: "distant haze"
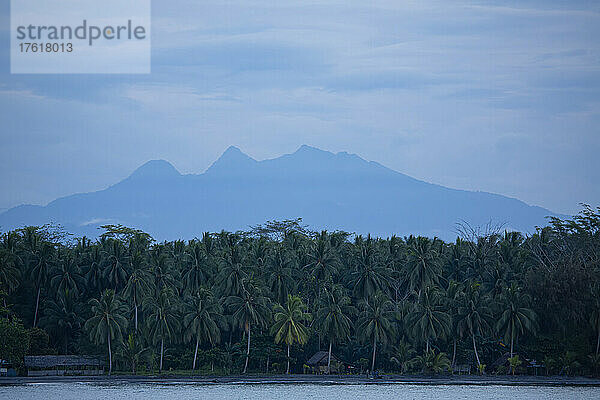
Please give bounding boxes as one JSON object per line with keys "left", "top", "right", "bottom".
{"left": 0, "top": 146, "right": 557, "bottom": 241}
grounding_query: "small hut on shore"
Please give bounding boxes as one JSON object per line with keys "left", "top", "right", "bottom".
{"left": 305, "top": 351, "right": 344, "bottom": 374}
{"left": 24, "top": 355, "right": 104, "bottom": 376}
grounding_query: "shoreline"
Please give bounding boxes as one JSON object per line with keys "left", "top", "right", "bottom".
{"left": 2, "top": 374, "right": 600, "bottom": 387}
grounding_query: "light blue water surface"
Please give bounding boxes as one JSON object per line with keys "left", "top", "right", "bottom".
{"left": 1, "top": 382, "right": 599, "bottom": 400}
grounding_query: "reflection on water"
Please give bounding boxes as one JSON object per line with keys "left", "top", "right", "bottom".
{"left": 1, "top": 383, "right": 598, "bottom": 400}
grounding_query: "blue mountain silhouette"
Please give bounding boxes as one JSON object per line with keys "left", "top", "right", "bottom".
{"left": 0, "top": 145, "right": 555, "bottom": 240}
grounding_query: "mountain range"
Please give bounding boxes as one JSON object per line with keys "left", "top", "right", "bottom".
{"left": 0, "top": 145, "right": 556, "bottom": 241}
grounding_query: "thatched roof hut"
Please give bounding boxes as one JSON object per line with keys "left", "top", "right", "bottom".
{"left": 306, "top": 351, "right": 337, "bottom": 366}
{"left": 24, "top": 355, "right": 104, "bottom": 376}
{"left": 305, "top": 351, "right": 344, "bottom": 374}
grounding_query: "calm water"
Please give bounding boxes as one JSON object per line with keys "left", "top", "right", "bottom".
{"left": 1, "top": 383, "right": 599, "bottom": 400}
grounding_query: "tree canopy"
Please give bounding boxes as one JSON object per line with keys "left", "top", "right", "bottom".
{"left": 1, "top": 206, "right": 600, "bottom": 376}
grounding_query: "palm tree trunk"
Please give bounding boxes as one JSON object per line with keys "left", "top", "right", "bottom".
{"left": 426, "top": 338, "right": 430, "bottom": 354}
{"left": 134, "top": 302, "right": 138, "bottom": 332}
{"left": 596, "top": 326, "right": 600, "bottom": 357}
{"left": 33, "top": 286, "right": 41, "bottom": 327}
{"left": 160, "top": 338, "right": 164, "bottom": 373}
{"left": 193, "top": 338, "right": 199, "bottom": 370}
{"left": 510, "top": 321, "right": 514, "bottom": 358}
{"left": 327, "top": 340, "right": 332, "bottom": 374}
{"left": 371, "top": 337, "right": 377, "bottom": 372}
{"left": 472, "top": 333, "right": 481, "bottom": 368}
{"left": 452, "top": 339, "right": 457, "bottom": 366}
{"left": 266, "top": 354, "right": 270, "bottom": 373}
{"left": 243, "top": 325, "right": 251, "bottom": 374}
{"left": 107, "top": 330, "right": 112, "bottom": 376}
{"left": 286, "top": 344, "right": 290, "bottom": 374}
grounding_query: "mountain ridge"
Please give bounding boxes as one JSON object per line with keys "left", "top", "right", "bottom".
{"left": 0, "top": 145, "right": 557, "bottom": 240}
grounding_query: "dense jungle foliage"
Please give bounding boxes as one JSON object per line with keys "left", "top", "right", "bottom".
{"left": 1, "top": 205, "right": 600, "bottom": 376}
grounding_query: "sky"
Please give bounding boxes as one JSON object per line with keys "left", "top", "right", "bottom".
{"left": 1, "top": 0, "right": 599, "bottom": 215}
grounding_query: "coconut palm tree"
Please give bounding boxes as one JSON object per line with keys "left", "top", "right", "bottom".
{"left": 0, "top": 232, "right": 21, "bottom": 301}
{"left": 445, "top": 280, "right": 464, "bottom": 366}
{"left": 271, "top": 294, "right": 311, "bottom": 374}
{"left": 457, "top": 282, "right": 491, "bottom": 368}
{"left": 305, "top": 231, "right": 338, "bottom": 281}
{"left": 218, "top": 246, "right": 248, "bottom": 297}
{"left": 390, "top": 340, "right": 416, "bottom": 374}
{"left": 495, "top": 283, "right": 538, "bottom": 359}
{"left": 226, "top": 281, "right": 270, "bottom": 373}
{"left": 316, "top": 284, "right": 355, "bottom": 373}
{"left": 145, "top": 287, "right": 180, "bottom": 373}
{"left": 404, "top": 236, "right": 442, "bottom": 295}
{"left": 84, "top": 289, "right": 128, "bottom": 375}
{"left": 413, "top": 350, "right": 451, "bottom": 374}
{"left": 119, "top": 333, "right": 149, "bottom": 375}
{"left": 123, "top": 253, "right": 152, "bottom": 332}
{"left": 407, "top": 286, "right": 451, "bottom": 353}
{"left": 50, "top": 252, "right": 85, "bottom": 296}
{"left": 266, "top": 245, "right": 296, "bottom": 305}
{"left": 149, "top": 249, "right": 176, "bottom": 295}
{"left": 357, "top": 291, "right": 395, "bottom": 372}
{"left": 30, "top": 242, "right": 55, "bottom": 327}
{"left": 304, "top": 231, "right": 338, "bottom": 304}
{"left": 82, "top": 245, "right": 104, "bottom": 295}
{"left": 351, "top": 235, "right": 391, "bottom": 300}
{"left": 102, "top": 240, "right": 129, "bottom": 291}
{"left": 591, "top": 284, "right": 600, "bottom": 357}
{"left": 182, "top": 241, "right": 210, "bottom": 295}
{"left": 39, "top": 289, "right": 83, "bottom": 354}
{"left": 183, "top": 288, "right": 224, "bottom": 370}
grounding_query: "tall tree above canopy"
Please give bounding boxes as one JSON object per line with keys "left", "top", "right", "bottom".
{"left": 99, "top": 224, "right": 153, "bottom": 246}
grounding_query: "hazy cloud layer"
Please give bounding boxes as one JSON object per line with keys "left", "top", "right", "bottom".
{"left": 1, "top": 0, "right": 599, "bottom": 215}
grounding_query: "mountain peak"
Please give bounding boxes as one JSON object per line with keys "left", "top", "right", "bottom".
{"left": 294, "top": 144, "right": 331, "bottom": 155}
{"left": 206, "top": 146, "right": 257, "bottom": 174}
{"left": 128, "top": 160, "right": 180, "bottom": 180}
{"left": 223, "top": 145, "right": 244, "bottom": 155}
